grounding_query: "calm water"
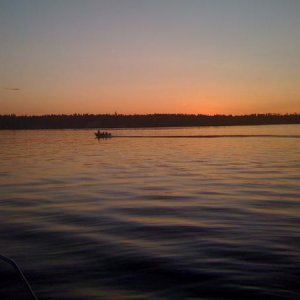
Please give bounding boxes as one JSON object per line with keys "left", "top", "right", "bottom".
{"left": 1, "top": 125, "right": 300, "bottom": 299}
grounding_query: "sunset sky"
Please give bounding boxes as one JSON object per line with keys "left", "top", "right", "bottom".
{"left": 1, "top": 0, "right": 300, "bottom": 115}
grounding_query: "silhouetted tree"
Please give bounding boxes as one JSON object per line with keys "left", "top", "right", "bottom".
{"left": 0, "top": 113, "right": 299, "bottom": 129}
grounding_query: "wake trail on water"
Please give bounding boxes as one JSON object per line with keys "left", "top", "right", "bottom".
{"left": 113, "top": 134, "right": 300, "bottom": 139}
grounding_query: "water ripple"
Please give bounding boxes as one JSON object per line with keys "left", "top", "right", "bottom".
{"left": 1, "top": 126, "right": 300, "bottom": 299}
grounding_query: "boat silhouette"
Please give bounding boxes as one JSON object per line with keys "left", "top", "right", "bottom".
{"left": 95, "top": 130, "right": 112, "bottom": 139}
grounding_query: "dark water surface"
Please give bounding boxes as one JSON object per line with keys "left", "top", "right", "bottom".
{"left": 1, "top": 125, "right": 300, "bottom": 299}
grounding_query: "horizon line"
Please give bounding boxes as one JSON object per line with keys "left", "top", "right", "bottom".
{"left": 1, "top": 112, "right": 300, "bottom": 117}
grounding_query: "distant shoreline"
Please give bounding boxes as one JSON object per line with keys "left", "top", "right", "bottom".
{"left": 0, "top": 113, "right": 299, "bottom": 130}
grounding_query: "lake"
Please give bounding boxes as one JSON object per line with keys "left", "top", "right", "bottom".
{"left": 0, "top": 125, "right": 300, "bottom": 299}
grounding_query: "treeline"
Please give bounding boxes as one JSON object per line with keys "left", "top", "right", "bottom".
{"left": 0, "top": 113, "right": 299, "bottom": 129}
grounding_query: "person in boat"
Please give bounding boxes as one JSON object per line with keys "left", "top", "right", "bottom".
{"left": 95, "top": 130, "right": 111, "bottom": 138}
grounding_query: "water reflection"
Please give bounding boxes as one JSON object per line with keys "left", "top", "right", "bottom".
{"left": 0, "top": 125, "right": 300, "bottom": 299}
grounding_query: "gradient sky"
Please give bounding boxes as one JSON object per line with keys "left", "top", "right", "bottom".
{"left": 1, "top": 0, "right": 300, "bottom": 115}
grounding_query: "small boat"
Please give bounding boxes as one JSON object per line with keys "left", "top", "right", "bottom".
{"left": 95, "top": 130, "right": 112, "bottom": 139}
